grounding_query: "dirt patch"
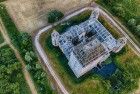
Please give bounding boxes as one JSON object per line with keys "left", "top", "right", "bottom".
{"left": 4, "top": 0, "right": 91, "bottom": 33}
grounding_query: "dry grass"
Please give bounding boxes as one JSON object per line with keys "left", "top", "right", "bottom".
{"left": 4, "top": 0, "right": 91, "bottom": 33}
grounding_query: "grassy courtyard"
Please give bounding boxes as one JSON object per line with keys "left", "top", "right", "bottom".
{"left": 41, "top": 10, "right": 140, "bottom": 94}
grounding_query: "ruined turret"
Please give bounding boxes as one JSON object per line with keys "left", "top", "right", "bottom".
{"left": 51, "top": 30, "right": 60, "bottom": 46}
{"left": 90, "top": 7, "right": 99, "bottom": 19}
{"left": 112, "top": 37, "right": 127, "bottom": 53}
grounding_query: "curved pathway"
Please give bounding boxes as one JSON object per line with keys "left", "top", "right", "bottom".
{"left": 34, "top": 3, "right": 140, "bottom": 94}
{"left": 34, "top": 7, "right": 94, "bottom": 94}
{"left": 96, "top": 4, "right": 140, "bottom": 56}
{"left": 0, "top": 18, "right": 38, "bottom": 94}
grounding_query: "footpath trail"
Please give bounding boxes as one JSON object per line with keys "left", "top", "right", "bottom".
{"left": 96, "top": 3, "right": 140, "bottom": 57}
{"left": 0, "top": 18, "right": 38, "bottom": 94}
{"left": 34, "top": 7, "right": 95, "bottom": 94}
{"left": 34, "top": 3, "right": 140, "bottom": 94}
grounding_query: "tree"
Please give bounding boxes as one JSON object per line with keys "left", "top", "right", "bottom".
{"left": 36, "top": 63, "right": 41, "bottom": 69}
{"left": 136, "top": 25, "right": 140, "bottom": 35}
{"left": 25, "top": 52, "right": 33, "bottom": 62}
{"left": 102, "top": 0, "right": 122, "bottom": 6}
{"left": 24, "top": 51, "right": 36, "bottom": 62}
{"left": 113, "top": 4, "right": 125, "bottom": 18}
{"left": 26, "top": 64, "right": 32, "bottom": 70}
{"left": 19, "top": 32, "right": 32, "bottom": 50}
{"left": 47, "top": 10, "right": 64, "bottom": 23}
{"left": 10, "top": 83, "right": 20, "bottom": 94}
{"left": 128, "top": 18, "right": 136, "bottom": 27}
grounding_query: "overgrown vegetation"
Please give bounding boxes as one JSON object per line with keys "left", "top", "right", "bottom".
{"left": 41, "top": 10, "right": 108, "bottom": 94}
{"left": 0, "top": 32, "right": 4, "bottom": 44}
{"left": 111, "top": 46, "right": 140, "bottom": 94}
{"left": 44, "top": 35, "right": 109, "bottom": 94}
{"left": 96, "top": 0, "right": 140, "bottom": 43}
{"left": 98, "top": 16, "right": 121, "bottom": 39}
{"left": 0, "top": 4, "right": 54, "bottom": 94}
{"left": 99, "top": 16, "right": 140, "bottom": 93}
{"left": 0, "top": 0, "right": 5, "bottom": 3}
{"left": 0, "top": 45, "right": 31, "bottom": 94}
{"left": 47, "top": 10, "right": 64, "bottom": 23}
{"left": 42, "top": 10, "right": 140, "bottom": 94}
{"left": 54, "top": 10, "right": 92, "bottom": 34}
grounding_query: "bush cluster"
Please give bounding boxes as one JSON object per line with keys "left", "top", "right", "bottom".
{"left": 47, "top": 10, "right": 64, "bottom": 23}
{"left": 0, "top": 4, "right": 53, "bottom": 94}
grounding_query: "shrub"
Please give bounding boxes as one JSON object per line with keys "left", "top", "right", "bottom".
{"left": 113, "top": 4, "right": 125, "bottom": 18}
{"left": 0, "top": 4, "right": 54, "bottom": 94}
{"left": 47, "top": 10, "right": 64, "bottom": 23}
{"left": 136, "top": 25, "right": 140, "bottom": 35}
{"left": 128, "top": 18, "right": 136, "bottom": 27}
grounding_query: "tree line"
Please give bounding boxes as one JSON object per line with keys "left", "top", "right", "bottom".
{"left": 0, "top": 46, "right": 31, "bottom": 94}
{"left": 0, "top": 4, "right": 54, "bottom": 94}
{"left": 98, "top": 0, "right": 140, "bottom": 39}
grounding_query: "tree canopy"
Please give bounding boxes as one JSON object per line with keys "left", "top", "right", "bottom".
{"left": 128, "top": 18, "right": 136, "bottom": 27}
{"left": 0, "top": 46, "right": 30, "bottom": 94}
{"left": 47, "top": 10, "right": 64, "bottom": 23}
{"left": 136, "top": 25, "right": 140, "bottom": 34}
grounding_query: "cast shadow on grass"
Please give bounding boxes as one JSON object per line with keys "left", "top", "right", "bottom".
{"left": 45, "top": 35, "right": 98, "bottom": 84}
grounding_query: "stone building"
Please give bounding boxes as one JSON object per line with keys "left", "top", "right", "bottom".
{"left": 51, "top": 9, "right": 127, "bottom": 78}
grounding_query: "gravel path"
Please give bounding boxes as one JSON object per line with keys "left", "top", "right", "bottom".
{"left": 34, "top": 3, "right": 140, "bottom": 94}
{"left": 0, "top": 18, "right": 38, "bottom": 94}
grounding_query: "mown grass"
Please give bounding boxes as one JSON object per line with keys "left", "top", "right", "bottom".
{"left": 42, "top": 10, "right": 140, "bottom": 94}
{"left": 0, "top": 31, "right": 4, "bottom": 44}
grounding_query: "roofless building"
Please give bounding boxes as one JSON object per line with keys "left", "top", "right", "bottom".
{"left": 51, "top": 8, "right": 127, "bottom": 78}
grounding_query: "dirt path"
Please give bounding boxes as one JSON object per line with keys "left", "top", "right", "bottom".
{"left": 96, "top": 3, "right": 140, "bottom": 57}
{"left": 4, "top": 0, "right": 91, "bottom": 33}
{"left": 0, "top": 18, "right": 38, "bottom": 94}
{"left": 35, "top": 3, "right": 140, "bottom": 94}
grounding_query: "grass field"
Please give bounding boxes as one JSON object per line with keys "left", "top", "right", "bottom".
{"left": 41, "top": 10, "right": 140, "bottom": 94}
{"left": 0, "top": 31, "right": 4, "bottom": 44}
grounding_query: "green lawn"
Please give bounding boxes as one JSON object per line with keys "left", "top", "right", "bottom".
{"left": 41, "top": 10, "right": 140, "bottom": 94}
{"left": 0, "top": 31, "right": 4, "bottom": 44}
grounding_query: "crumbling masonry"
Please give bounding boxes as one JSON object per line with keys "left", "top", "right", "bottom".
{"left": 51, "top": 8, "right": 127, "bottom": 78}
